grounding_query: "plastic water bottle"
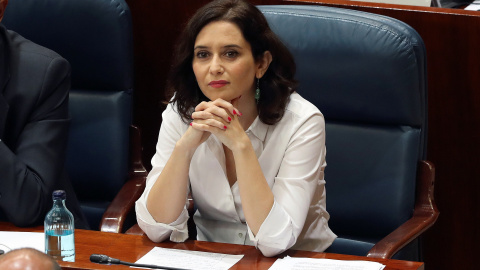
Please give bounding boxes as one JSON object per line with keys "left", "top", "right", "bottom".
{"left": 44, "top": 190, "right": 75, "bottom": 262}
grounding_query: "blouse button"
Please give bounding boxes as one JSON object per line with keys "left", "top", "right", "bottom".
{"left": 238, "top": 233, "right": 243, "bottom": 238}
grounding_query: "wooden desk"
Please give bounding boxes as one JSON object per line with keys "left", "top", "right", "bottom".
{"left": 0, "top": 222, "right": 423, "bottom": 270}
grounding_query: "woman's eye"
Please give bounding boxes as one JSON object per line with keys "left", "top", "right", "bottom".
{"left": 196, "top": 51, "right": 209, "bottom": 58}
{"left": 225, "top": 51, "right": 238, "bottom": 58}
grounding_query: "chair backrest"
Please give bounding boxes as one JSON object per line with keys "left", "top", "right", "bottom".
{"left": 3, "top": 0, "right": 134, "bottom": 229}
{"left": 258, "top": 5, "right": 427, "bottom": 259}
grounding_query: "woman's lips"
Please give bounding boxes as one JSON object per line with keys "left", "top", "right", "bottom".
{"left": 208, "top": 80, "right": 229, "bottom": 88}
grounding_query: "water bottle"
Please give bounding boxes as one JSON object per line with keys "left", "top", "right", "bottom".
{"left": 44, "top": 190, "right": 75, "bottom": 262}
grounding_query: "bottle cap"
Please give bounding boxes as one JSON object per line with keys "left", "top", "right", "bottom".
{"left": 52, "top": 190, "right": 66, "bottom": 200}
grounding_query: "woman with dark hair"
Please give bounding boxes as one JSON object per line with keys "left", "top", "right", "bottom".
{"left": 136, "top": 0, "right": 336, "bottom": 257}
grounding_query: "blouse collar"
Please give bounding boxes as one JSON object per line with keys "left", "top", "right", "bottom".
{"left": 245, "top": 116, "right": 269, "bottom": 142}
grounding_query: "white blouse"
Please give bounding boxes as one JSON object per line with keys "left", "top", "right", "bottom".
{"left": 135, "top": 93, "right": 336, "bottom": 257}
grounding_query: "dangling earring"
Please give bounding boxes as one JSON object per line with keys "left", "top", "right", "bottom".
{"left": 255, "top": 78, "right": 260, "bottom": 103}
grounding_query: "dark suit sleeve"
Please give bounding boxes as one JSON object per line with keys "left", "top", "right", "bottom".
{"left": 0, "top": 57, "right": 71, "bottom": 227}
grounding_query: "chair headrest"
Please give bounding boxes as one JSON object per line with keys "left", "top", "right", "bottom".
{"left": 3, "top": 0, "right": 133, "bottom": 91}
{"left": 258, "top": 5, "right": 427, "bottom": 128}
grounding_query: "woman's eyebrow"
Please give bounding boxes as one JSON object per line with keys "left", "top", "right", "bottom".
{"left": 194, "top": 45, "right": 208, "bottom": 50}
{"left": 224, "top": 44, "right": 242, "bottom": 49}
{"left": 194, "top": 44, "right": 242, "bottom": 50}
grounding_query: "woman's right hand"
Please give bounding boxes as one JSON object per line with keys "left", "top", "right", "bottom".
{"left": 176, "top": 122, "right": 211, "bottom": 153}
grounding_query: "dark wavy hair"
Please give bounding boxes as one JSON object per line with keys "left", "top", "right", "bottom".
{"left": 165, "top": 0, "right": 297, "bottom": 125}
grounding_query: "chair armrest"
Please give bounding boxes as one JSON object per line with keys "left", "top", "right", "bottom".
{"left": 99, "top": 125, "right": 148, "bottom": 233}
{"left": 367, "top": 160, "right": 439, "bottom": 259}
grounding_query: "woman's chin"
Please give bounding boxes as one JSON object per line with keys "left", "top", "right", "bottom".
{"left": 230, "top": 95, "right": 242, "bottom": 104}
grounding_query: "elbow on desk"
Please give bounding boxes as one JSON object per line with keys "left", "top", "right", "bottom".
{"left": 136, "top": 218, "right": 175, "bottom": 243}
{"left": 258, "top": 248, "right": 283, "bottom": 258}
{"left": 257, "top": 242, "right": 292, "bottom": 258}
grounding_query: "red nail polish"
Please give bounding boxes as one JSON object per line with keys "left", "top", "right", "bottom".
{"left": 189, "top": 122, "right": 193, "bottom": 126}
{"left": 233, "top": 110, "right": 237, "bottom": 115}
{"left": 224, "top": 125, "right": 227, "bottom": 129}
{"left": 228, "top": 116, "right": 232, "bottom": 121}
{"left": 238, "top": 112, "right": 243, "bottom": 116}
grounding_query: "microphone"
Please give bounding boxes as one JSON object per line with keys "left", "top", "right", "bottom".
{"left": 89, "top": 254, "right": 120, "bottom": 264}
{"left": 90, "top": 254, "right": 189, "bottom": 270}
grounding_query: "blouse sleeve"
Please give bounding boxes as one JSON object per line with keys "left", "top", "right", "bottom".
{"left": 135, "top": 104, "right": 191, "bottom": 243}
{"left": 248, "top": 111, "right": 327, "bottom": 257}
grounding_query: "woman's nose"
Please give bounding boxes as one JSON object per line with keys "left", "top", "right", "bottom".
{"left": 209, "top": 56, "right": 224, "bottom": 75}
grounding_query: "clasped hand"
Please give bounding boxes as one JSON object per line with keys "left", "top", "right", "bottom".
{"left": 184, "top": 98, "right": 248, "bottom": 152}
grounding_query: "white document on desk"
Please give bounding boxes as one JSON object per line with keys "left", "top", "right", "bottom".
{"left": 134, "top": 246, "right": 244, "bottom": 270}
{"left": 268, "top": 256, "right": 385, "bottom": 270}
{"left": 465, "top": 0, "right": 480, "bottom": 11}
{"left": 0, "top": 231, "right": 44, "bottom": 253}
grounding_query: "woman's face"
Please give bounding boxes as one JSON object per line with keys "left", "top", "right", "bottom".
{"left": 192, "top": 21, "right": 262, "bottom": 103}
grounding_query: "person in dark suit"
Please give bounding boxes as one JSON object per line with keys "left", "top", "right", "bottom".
{"left": 0, "top": 0, "right": 87, "bottom": 229}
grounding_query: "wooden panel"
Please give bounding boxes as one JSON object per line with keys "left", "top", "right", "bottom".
{"left": 284, "top": 1, "right": 480, "bottom": 270}
{"left": 125, "top": 0, "right": 210, "bottom": 167}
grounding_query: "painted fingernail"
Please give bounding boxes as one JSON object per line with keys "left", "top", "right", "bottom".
{"left": 189, "top": 122, "right": 193, "bottom": 126}
{"left": 233, "top": 110, "right": 237, "bottom": 115}
{"left": 224, "top": 125, "right": 227, "bottom": 129}
{"left": 228, "top": 116, "right": 232, "bottom": 121}
{"left": 238, "top": 112, "right": 243, "bottom": 116}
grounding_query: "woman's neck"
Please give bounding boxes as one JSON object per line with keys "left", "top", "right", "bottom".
{"left": 237, "top": 95, "right": 258, "bottom": 131}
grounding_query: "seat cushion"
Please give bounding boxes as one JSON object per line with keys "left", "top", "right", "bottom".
{"left": 325, "top": 122, "right": 419, "bottom": 240}
{"left": 325, "top": 237, "right": 375, "bottom": 256}
{"left": 80, "top": 201, "right": 112, "bottom": 231}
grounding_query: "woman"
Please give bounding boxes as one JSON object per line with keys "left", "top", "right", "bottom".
{"left": 135, "top": 0, "right": 336, "bottom": 257}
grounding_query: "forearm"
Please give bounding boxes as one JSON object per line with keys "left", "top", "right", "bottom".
{"left": 233, "top": 142, "right": 274, "bottom": 235}
{"left": 0, "top": 142, "right": 51, "bottom": 226}
{"left": 146, "top": 142, "right": 195, "bottom": 224}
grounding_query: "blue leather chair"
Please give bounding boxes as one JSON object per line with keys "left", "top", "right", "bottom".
{"left": 3, "top": 0, "right": 147, "bottom": 231}
{"left": 258, "top": 5, "right": 438, "bottom": 260}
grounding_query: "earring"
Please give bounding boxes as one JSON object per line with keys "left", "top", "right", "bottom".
{"left": 255, "top": 78, "right": 260, "bottom": 103}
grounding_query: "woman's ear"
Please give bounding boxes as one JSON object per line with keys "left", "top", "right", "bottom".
{"left": 256, "top": 51, "right": 273, "bottom": 79}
